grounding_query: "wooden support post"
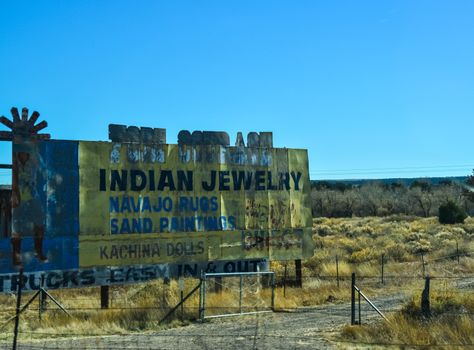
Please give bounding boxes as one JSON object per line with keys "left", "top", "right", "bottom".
{"left": 100, "top": 285, "right": 109, "bottom": 309}
{"left": 295, "top": 259, "right": 302, "bottom": 288}
{"left": 351, "top": 273, "right": 356, "bottom": 325}
{"left": 336, "top": 255, "right": 340, "bottom": 288}
{"left": 421, "top": 276, "right": 431, "bottom": 318}
{"left": 283, "top": 263, "right": 287, "bottom": 297}
{"left": 39, "top": 275, "right": 46, "bottom": 320}
{"left": 13, "top": 268, "right": 23, "bottom": 350}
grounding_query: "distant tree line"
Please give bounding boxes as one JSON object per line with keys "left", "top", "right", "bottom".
{"left": 311, "top": 173, "right": 474, "bottom": 218}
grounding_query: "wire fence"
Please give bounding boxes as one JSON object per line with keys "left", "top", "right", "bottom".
{"left": 0, "top": 250, "right": 472, "bottom": 349}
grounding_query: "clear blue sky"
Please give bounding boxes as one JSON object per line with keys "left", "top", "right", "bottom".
{"left": 1, "top": 0, "right": 473, "bottom": 181}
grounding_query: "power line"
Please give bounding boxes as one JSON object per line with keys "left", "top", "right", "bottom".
{"left": 311, "top": 168, "right": 472, "bottom": 176}
{"left": 313, "top": 164, "right": 474, "bottom": 172}
{"left": 311, "top": 164, "right": 473, "bottom": 176}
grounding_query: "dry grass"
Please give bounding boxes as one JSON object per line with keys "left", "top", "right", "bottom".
{"left": 0, "top": 215, "right": 472, "bottom": 339}
{"left": 308, "top": 216, "right": 474, "bottom": 276}
{"left": 341, "top": 290, "right": 474, "bottom": 347}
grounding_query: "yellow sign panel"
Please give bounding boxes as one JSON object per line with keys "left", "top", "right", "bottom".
{"left": 79, "top": 228, "right": 310, "bottom": 267}
{"left": 78, "top": 142, "right": 313, "bottom": 267}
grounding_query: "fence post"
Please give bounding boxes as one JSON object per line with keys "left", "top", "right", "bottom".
{"left": 201, "top": 272, "right": 207, "bottom": 321}
{"left": 271, "top": 273, "right": 275, "bottom": 312}
{"left": 351, "top": 272, "right": 355, "bottom": 325}
{"left": 39, "top": 274, "right": 46, "bottom": 320}
{"left": 421, "top": 276, "right": 430, "bottom": 318}
{"left": 381, "top": 254, "right": 385, "bottom": 285}
{"left": 239, "top": 274, "right": 243, "bottom": 313}
{"left": 12, "top": 268, "right": 23, "bottom": 350}
{"left": 456, "top": 242, "right": 460, "bottom": 264}
{"left": 336, "top": 255, "right": 340, "bottom": 288}
{"left": 100, "top": 285, "right": 109, "bottom": 309}
{"left": 295, "top": 259, "right": 302, "bottom": 288}
{"left": 283, "top": 263, "right": 287, "bottom": 297}
{"left": 199, "top": 271, "right": 204, "bottom": 321}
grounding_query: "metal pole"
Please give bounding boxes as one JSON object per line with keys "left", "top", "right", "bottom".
{"left": 351, "top": 272, "right": 355, "bottom": 325}
{"left": 13, "top": 268, "right": 23, "bottom": 350}
{"left": 239, "top": 274, "right": 243, "bottom": 314}
{"left": 271, "top": 273, "right": 275, "bottom": 312}
{"left": 358, "top": 290, "right": 361, "bottom": 325}
{"left": 336, "top": 255, "right": 340, "bottom": 288}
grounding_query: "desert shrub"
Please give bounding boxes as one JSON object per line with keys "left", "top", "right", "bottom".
{"left": 406, "top": 231, "right": 424, "bottom": 242}
{"left": 407, "top": 238, "right": 431, "bottom": 254}
{"left": 434, "top": 231, "right": 453, "bottom": 241}
{"left": 463, "top": 218, "right": 474, "bottom": 235}
{"left": 335, "top": 222, "right": 353, "bottom": 234}
{"left": 316, "top": 224, "right": 333, "bottom": 236}
{"left": 381, "top": 214, "right": 418, "bottom": 223}
{"left": 438, "top": 200, "right": 467, "bottom": 224}
{"left": 352, "top": 224, "right": 375, "bottom": 236}
{"left": 312, "top": 217, "right": 326, "bottom": 225}
{"left": 349, "top": 247, "right": 378, "bottom": 263}
{"left": 450, "top": 227, "right": 467, "bottom": 236}
{"left": 385, "top": 243, "right": 410, "bottom": 261}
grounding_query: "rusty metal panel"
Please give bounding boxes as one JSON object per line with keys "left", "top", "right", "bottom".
{"left": 41, "top": 140, "right": 79, "bottom": 237}
{"left": 4, "top": 139, "right": 79, "bottom": 273}
{"left": 0, "top": 188, "right": 11, "bottom": 239}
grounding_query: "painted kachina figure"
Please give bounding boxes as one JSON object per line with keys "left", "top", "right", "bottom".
{"left": 0, "top": 107, "right": 50, "bottom": 267}
{"left": 11, "top": 141, "right": 48, "bottom": 266}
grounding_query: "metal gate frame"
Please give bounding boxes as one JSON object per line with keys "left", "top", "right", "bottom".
{"left": 199, "top": 271, "right": 275, "bottom": 321}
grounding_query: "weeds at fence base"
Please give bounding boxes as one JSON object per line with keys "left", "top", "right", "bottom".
{"left": 341, "top": 288, "right": 474, "bottom": 347}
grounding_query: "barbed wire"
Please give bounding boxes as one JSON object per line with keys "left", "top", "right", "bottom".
{"left": 0, "top": 250, "right": 471, "bottom": 349}
{"left": 2, "top": 330, "right": 473, "bottom": 350}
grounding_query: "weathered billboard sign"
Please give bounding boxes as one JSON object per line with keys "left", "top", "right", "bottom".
{"left": 0, "top": 107, "right": 314, "bottom": 289}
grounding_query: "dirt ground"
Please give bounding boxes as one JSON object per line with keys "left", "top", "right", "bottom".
{"left": 6, "top": 293, "right": 408, "bottom": 350}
